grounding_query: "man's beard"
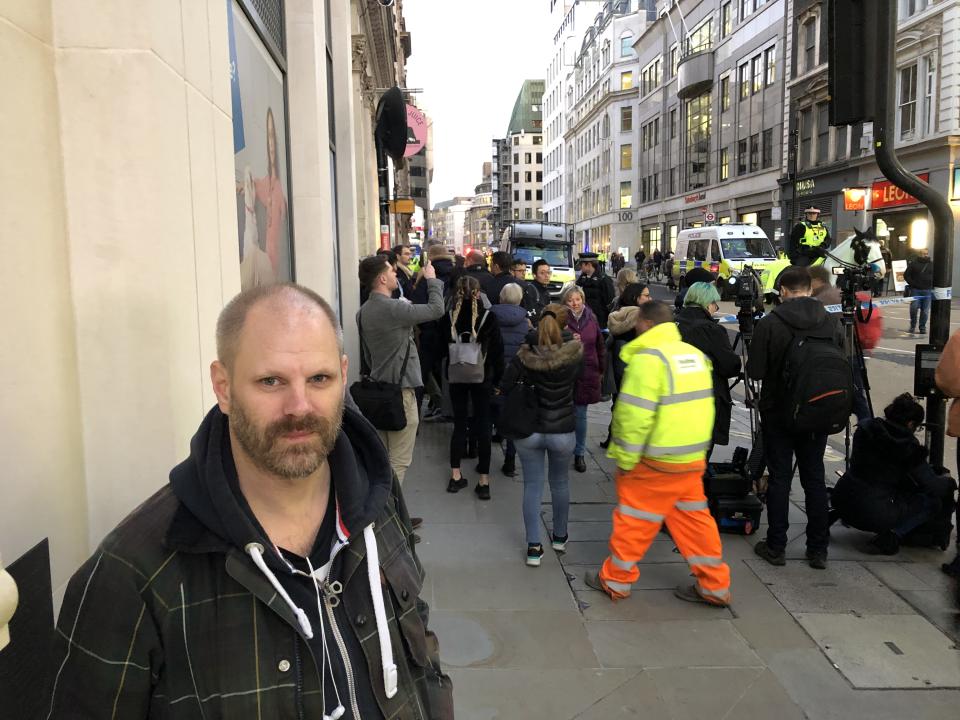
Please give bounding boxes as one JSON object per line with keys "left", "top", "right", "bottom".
{"left": 229, "top": 397, "right": 344, "bottom": 480}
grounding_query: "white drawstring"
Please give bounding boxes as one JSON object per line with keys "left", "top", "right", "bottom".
{"left": 364, "top": 524, "right": 398, "bottom": 699}
{"left": 244, "top": 543, "right": 314, "bottom": 639}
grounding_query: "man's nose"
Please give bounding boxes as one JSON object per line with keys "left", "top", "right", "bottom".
{"left": 283, "top": 384, "right": 312, "bottom": 416}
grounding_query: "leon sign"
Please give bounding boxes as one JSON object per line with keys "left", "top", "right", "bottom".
{"left": 871, "top": 173, "right": 928, "bottom": 209}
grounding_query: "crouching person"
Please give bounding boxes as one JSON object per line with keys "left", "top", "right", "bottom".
{"left": 585, "top": 301, "right": 731, "bottom": 606}
{"left": 46, "top": 283, "right": 453, "bottom": 719}
{"left": 832, "top": 393, "right": 956, "bottom": 555}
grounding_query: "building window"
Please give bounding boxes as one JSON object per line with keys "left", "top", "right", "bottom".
{"left": 621, "top": 106, "right": 633, "bottom": 132}
{"left": 751, "top": 55, "right": 762, "bottom": 94}
{"left": 799, "top": 107, "right": 813, "bottom": 168}
{"left": 898, "top": 63, "right": 918, "bottom": 138}
{"left": 514, "top": 190, "right": 520, "bottom": 202}
{"left": 685, "top": 92, "right": 711, "bottom": 189}
{"left": 670, "top": 45, "right": 679, "bottom": 77}
{"left": 670, "top": 108, "right": 678, "bottom": 139}
{"left": 719, "top": 147, "right": 730, "bottom": 181}
{"left": 737, "top": 139, "right": 747, "bottom": 175}
{"left": 525, "top": 171, "right": 532, "bottom": 182}
{"left": 641, "top": 58, "right": 662, "bottom": 95}
{"left": 834, "top": 124, "right": 848, "bottom": 161}
{"left": 621, "top": 71, "right": 633, "bottom": 90}
{"left": 536, "top": 171, "right": 543, "bottom": 182}
{"left": 669, "top": 167, "right": 677, "bottom": 195}
{"left": 765, "top": 46, "right": 776, "bottom": 86}
{"left": 536, "top": 152, "right": 543, "bottom": 163}
{"left": 816, "top": 102, "right": 830, "bottom": 163}
{"left": 802, "top": 17, "right": 817, "bottom": 74}
{"left": 525, "top": 152, "right": 532, "bottom": 163}
{"left": 762, "top": 128, "right": 774, "bottom": 168}
{"left": 738, "top": 62, "right": 749, "bottom": 99}
{"left": 740, "top": 0, "right": 750, "bottom": 20}
{"left": 923, "top": 54, "right": 936, "bottom": 135}
{"left": 533, "top": 135, "right": 543, "bottom": 145}
{"left": 525, "top": 207, "right": 532, "bottom": 219}
{"left": 902, "top": 0, "right": 929, "bottom": 19}
{"left": 536, "top": 189, "right": 543, "bottom": 200}
{"left": 641, "top": 177, "right": 648, "bottom": 203}
{"left": 721, "top": 2, "right": 732, "bottom": 38}
{"left": 620, "top": 32, "right": 634, "bottom": 57}
{"left": 513, "top": 136, "right": 520, "bottom": 146}
{"left": 749, "top": 134, "right": 759, "bottom": 172}
{"left": 620, "top": 144, "right": 633, "bottom": 170}
{"left": 688, "top": 18, "right": 713, "bottom": 54}
{"left": 513, "top": 153, "right": 519, "bottom": 164}
{"left": 620, "top": 181, "right": 632, "bottom": 208}
{"left": 721, "top": 75, "right": 731, "bottom": 111}
{"left": 525, "top": 190, "right": 532, "bottom": 201}
{"left": 513, "top": 172, "right": 519, "bottom": 183}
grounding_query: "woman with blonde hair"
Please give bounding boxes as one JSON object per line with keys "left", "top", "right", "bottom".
{"left": 562, "top": 285, "right": 605, "bottom": 472}
{"left": 501, "top": 304, "right": 583, "bottom": 566}
{"left": 614, "top": 268, "right": 638, "bottom": 304}
{"left": 440, "top": 275, "right": 503, "bottom": 498}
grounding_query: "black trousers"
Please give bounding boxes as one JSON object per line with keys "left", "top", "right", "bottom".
{"left": 763, "top": 423, "right": 830, "bottom": 554}
{"left": 450, "top": 383, "right": 492, "bottom": 474}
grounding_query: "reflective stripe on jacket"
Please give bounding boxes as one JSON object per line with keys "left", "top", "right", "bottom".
{"left": 800, "top": 221, "right": 828, "bottom": 248}
{"left": 608, "top": 322, "right": 715, "bottom": 470}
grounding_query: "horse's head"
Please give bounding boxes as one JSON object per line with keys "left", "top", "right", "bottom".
{"left": 851, "top": 227, "right": 886, "bottom": 278}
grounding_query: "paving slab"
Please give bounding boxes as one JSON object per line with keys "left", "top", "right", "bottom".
{"left": 446, "top": 667, "right": 640, "bottom": 720}
{"left": 895, "top": 588, "right": 960, "bottom": 642}
{"left": 578, "top": 587, "right": 735, "bottom": 622}
{"left": 565, "top": 562, "right": 692, "bottom": 591}
{"left": 745, "top": 559, "right": 917, "bottom": 614}
{"left": 427, "top": 560, "right": 576, "bottom": 612}
{"left": 432, "top": 609, "right": 599, "bottom": 669}
{"left": 795, "top": 612, "right": 960, "bottom": 689}
{"left": 586, "top": 619, "right": 762, "bottom": 668}
{"left": 645, "top": 667, "right": 807, "bottom": 720}
{"left": 560, "top": 520, "right": 614, "bottom": 541}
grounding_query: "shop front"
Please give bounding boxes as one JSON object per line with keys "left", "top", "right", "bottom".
{"left": 870, "top": 175, "right": 932, "bottom": 262}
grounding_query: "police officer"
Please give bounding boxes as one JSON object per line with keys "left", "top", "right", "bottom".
{"left": 576, "top": 252, "right": 616, "bottom": 329}
{"left": 789, "top": 206, "right": 831, "bottom": 266}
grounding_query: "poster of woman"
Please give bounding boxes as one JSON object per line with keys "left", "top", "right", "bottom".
{"left": 228, "top": 1, "right": 292, "bottom": 290}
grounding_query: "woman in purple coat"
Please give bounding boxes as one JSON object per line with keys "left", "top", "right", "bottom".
{"left": 562, "top": 285, "right": 606, "bottom": 473}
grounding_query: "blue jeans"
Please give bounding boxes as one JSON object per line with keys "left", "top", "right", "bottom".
{"left": 574, "top": 404, "right": 588, "bottom": 455}
{"left": 515, "top": 432, "right": 575, "bottom": 545}
{"left": 909, "top": 289, "right": 932, "bottom": 331}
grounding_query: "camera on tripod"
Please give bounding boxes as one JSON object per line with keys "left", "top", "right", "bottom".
{"left": 832, "top": 265, "right": 876, "bottom": 295}
{"left": 726, "top": 265, "right": 765, "bottom": 315}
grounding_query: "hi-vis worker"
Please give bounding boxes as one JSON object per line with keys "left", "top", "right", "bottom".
{"left": 789, "top": 206, "right": 832, "bottom": 267}
{"left": 585, "top": 301, "right": 732, "bottom": 606}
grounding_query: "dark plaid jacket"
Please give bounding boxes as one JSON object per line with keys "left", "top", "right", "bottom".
{"left": 46, "top": 410, "right": 453, "bottom": 719}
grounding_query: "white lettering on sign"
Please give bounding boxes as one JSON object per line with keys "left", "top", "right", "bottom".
{"left": 674, "top": 354, "right": 705, "bottom": 374}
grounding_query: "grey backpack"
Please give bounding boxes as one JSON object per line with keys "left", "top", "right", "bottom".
{"left": 448, "top": 310, "right": 488, "bottom": 384}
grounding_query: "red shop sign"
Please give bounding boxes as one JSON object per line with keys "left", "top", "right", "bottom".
{"left": 871, "top": 173, "right": 929, "bottom": 209}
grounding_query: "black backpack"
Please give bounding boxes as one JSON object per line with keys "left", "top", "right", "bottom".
{"left": 778, "top": 321, "right": 853, "bottom": 435}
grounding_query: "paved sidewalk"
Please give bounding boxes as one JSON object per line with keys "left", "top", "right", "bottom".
{"left": 404, "top": 406, "right": 960, "bottom": 719}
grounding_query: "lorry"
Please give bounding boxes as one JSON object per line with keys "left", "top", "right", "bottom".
{"left": 671, "top": 224, "right": 781, "bottom": 298}
{"left": 500, "top": 221, "right": 576, "bottom": 299}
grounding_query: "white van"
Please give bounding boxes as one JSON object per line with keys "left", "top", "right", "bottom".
{"left": 672, "top": 224, "right": 780, "bottom": 297}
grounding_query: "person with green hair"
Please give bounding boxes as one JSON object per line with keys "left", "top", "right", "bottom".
{"left": 676, "top": 282, "right": 741, "bottom": 453}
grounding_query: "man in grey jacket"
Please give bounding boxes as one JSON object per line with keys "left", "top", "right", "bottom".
{"left": 358, "top": 254, "right": 444, "bottom": 483}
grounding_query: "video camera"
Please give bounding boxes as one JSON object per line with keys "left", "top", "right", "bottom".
{"left": 728, "top": 265, "right": 765, "bottom": 315}
{"left": 832, "top": 265, "right": 876, "bottom": 295}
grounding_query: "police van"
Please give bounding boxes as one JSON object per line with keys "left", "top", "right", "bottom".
{"left": 501, "top": 221, "right": 576, "bottom": 299}
{"left": 672, "top": 224, "right": 779, "bottom": 298}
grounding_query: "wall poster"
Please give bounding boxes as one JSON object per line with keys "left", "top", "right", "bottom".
{"left": 228, "top": 0, "right": 292, "bottom": 290}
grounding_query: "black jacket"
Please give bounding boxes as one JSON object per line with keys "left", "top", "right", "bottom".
{"left": 904, "top": 255, "right": 933, "bottom": 291}
{"left": 49, "top": 406, "right": 453, "bottom": 719}
{"left": 576, "top": 271, "right": 615, "bottom": 328}
{"left": 439, "top": 302, "right": 505, "bottom": 386}
{"left": 746, "top": 296, "right": 843, "bottom": 417}
{"left": 677, "top": 305, "right": 742, "bottom": 446}
{"left": 463, "top": 265, "right": 496, "bottom": 300}
{"left": 501, "top": 339, "right": 584, "bottom": 434}
{"left": 530, "top": 280, "right": 552, "bottom": 319}
{"left": 832, "top": 418, "right": 951, "bottom": 533}
{"left": 487, "top": 271, "right": 519, "bottom": 305}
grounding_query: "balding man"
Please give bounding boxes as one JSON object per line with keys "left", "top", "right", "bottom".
{"left": 48, "top": 283, "right": 454, "bottom": 720}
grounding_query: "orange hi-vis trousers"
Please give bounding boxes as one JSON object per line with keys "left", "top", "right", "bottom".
{"left": 599, "top": 459, "right": 731, "bottom": 604}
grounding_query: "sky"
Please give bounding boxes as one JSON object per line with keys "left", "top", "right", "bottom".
{"left": 403, "top": 0, "right": 553, "bottom": 206}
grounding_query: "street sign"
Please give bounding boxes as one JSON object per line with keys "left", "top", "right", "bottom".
{"left": 704, "top": 211, "right": 717, "bottom": 222}
{"left": 404, "top": 105, "right": 427, "bottom": 158}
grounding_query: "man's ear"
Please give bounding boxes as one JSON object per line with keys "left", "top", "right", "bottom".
{"left": 340, "top": 354, "right": 349, "bottom": 387}
{"left": 211, "top": 361, "right": 232, "bottom": 414}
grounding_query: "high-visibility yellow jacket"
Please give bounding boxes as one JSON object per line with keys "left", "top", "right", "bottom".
{"left": 608, "top": 321, "right": 715, "bottom": 471}
{"left": 800, "top": 221, "right": 828, "bottom": 248}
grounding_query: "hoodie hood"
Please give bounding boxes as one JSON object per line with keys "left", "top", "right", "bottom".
{"left": 771, "top": 296, "right": 830, "bottom": 332}
{"left": 169, "top": 404, "right": 392, "bottom": 569}
{"left": 491, "top": 302, "right": 529, "bottom": 329}
{"left": 621, "top": 321, "right": 682, "bottom": 363}
{"left": 431, "top": 257, "right": 455, "bottom": 282}
{"left": 517, "top": 338, "right": 583, "bottom": 371}
{"left": 608, "top": 306, "right": 639, "bottom": 336}
{"left": 859, "top": 417, "right": 925, "bottom": 458}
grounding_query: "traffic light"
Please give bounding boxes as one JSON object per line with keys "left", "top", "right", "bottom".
{"left": 828, "top": 0, "right": 879, "bottom": 126}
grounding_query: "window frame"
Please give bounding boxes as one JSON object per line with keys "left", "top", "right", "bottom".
{"left": 898, "top": 62, "right": 918, "bottom": 138}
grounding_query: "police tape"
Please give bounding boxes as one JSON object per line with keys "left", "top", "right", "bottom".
{"left": 715, "top": 294, "right": 929, "bottom": 325}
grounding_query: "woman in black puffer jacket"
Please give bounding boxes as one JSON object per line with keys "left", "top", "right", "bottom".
{"left": 500, "top": 304, "right": 583, "bottom": 567}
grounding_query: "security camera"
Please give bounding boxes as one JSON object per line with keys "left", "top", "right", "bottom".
{"left": 378, "top": 0, "right": 395, "bottom": 6}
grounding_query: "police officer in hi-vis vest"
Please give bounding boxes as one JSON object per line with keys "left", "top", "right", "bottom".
{"left": 789, "top": 206, "right": 831, "bottom": 266}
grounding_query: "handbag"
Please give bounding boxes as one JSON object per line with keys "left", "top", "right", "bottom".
{"left": 447, "top": 309, "right": 488, "bottom": 384}
{"left": 498, "top": 366, "right": 538, "bottom": 440}
{"left": 350, "top": 313, "right": 412, "bottom": 431}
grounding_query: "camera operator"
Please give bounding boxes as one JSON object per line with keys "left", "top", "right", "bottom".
{"left": 831, "top": 394, "right": 956, "bottom": 555}
{"left": 747, "top": 266, "right": 845, "bottom": 569}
